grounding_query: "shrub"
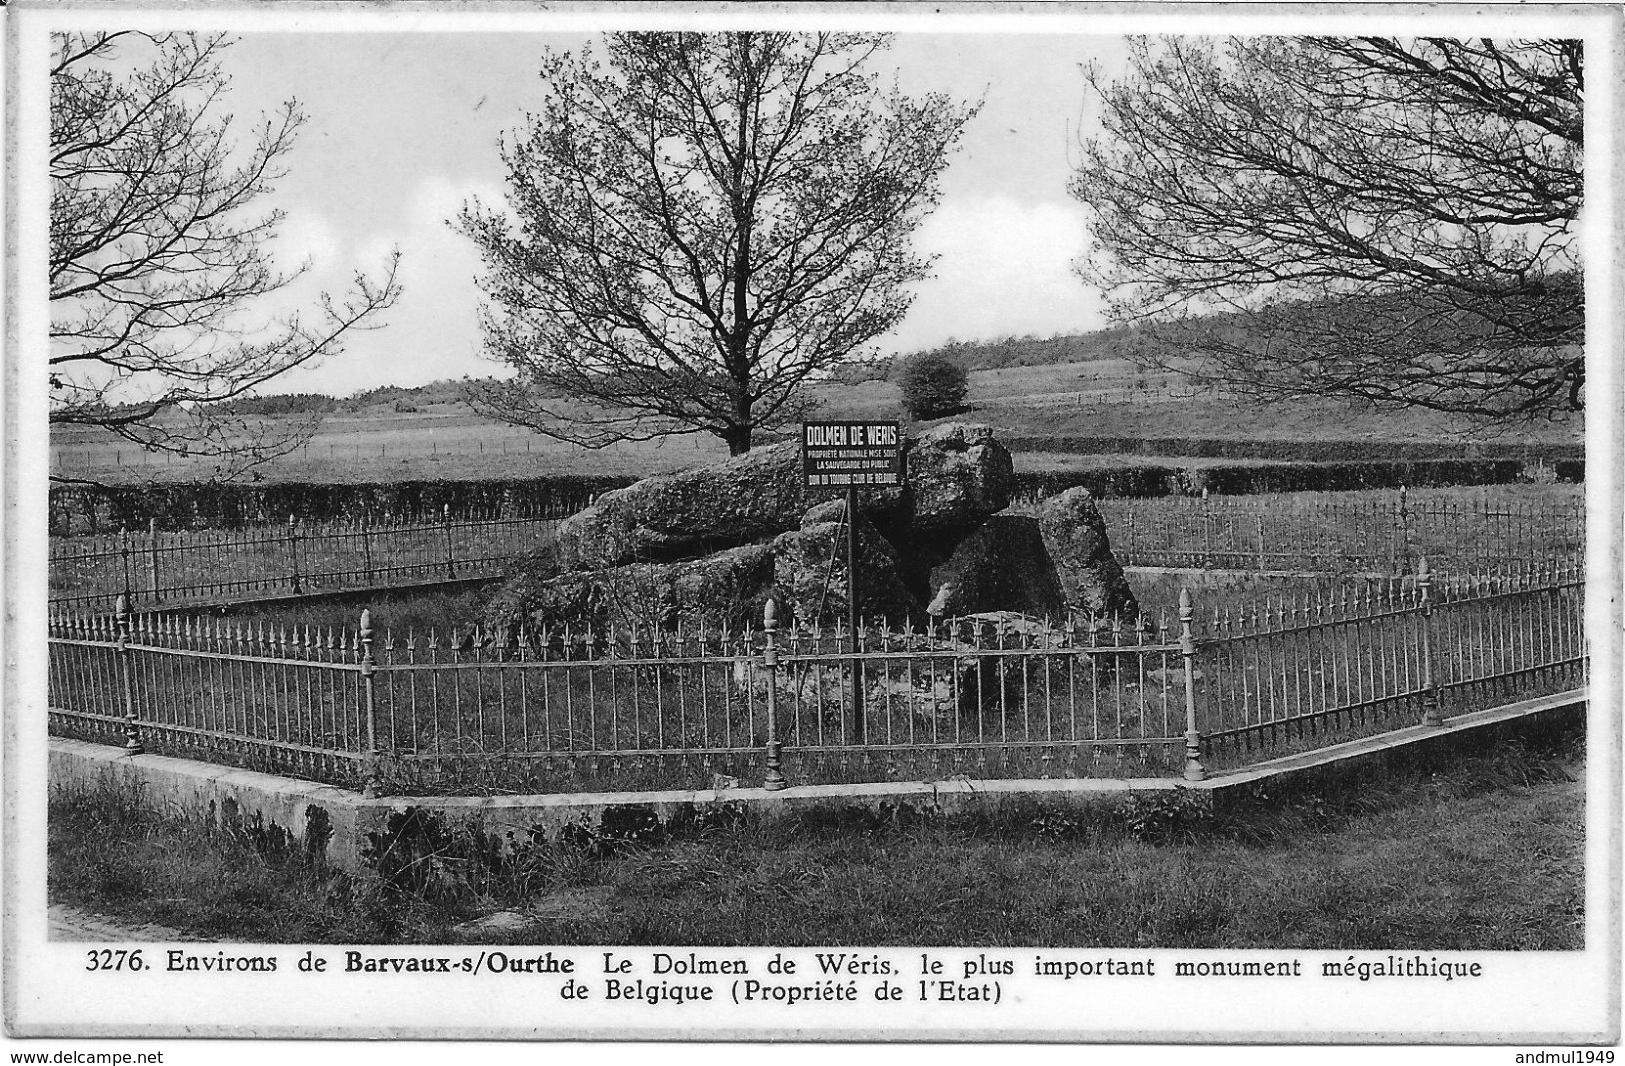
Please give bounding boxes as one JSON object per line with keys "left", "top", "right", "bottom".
{"left": 897, "top": 352, "right": 969, "bottom": 420}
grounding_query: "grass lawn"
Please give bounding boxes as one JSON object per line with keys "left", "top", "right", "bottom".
{"left": 48, "top": 732, "right": 1583, "bottom": 948}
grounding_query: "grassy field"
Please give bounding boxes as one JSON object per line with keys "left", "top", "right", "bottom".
{"left": 50, "top": 363, "right": 1582, "bottom": 486}
{"left": 48, "top": 730, "right": 1583, "bottom": 947}
{"left": 50, "top": 405, "right": 727, "bottom": 485}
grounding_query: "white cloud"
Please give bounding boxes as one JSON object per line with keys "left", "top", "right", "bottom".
{"left": 266, "top": 177, "right": 489, "bottom": 395}
{"left": 284, "top": 176, "right": 508, "bottom": 396}
{"left": 886, "top": 196, "right": 1107, "bottom": 353}
{"left": 410, "top": 174, "right": 510, "bottom": 231}
{"left": 275, "top": 187, "right": 1110, "bottom": 397}
{"left": 272, "top": 210, "right": 341, "bottom": 273}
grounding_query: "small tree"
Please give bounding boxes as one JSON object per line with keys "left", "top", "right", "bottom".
{"left": 50, "top": 31, "right": 402, "bottom": 482}
{"left": 896, "top": 351, "right": 969, "bottom": 421}
{"left": 458, "top": 32, "right": 979, "bottom": 454}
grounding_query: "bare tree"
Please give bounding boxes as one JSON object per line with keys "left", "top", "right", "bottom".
{"left": 458, "top": 32, "right": 979, "bottom": 454}
{"left": 1071, "top": 37, "right": 1583, "bottom": 419}
{"left": 50, "top": 31, "right": 402, "bottom": 481}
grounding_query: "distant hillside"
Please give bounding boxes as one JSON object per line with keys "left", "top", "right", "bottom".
{"left": 211, "top": 379, "right": 486, "bottom": 416}
{"left": 219, "top": 330, "right": 1146, "bottom": 413}
{"left": 831, "top": 325, "right": 1139, "bottom": 385}
{"left": 909, "top": 326, "right": 1138, "bottom": 370}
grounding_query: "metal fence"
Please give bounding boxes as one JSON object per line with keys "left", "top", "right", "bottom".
{"left": 1191, "top": 560, "right": 1586, "bottom": 764}
{"left": 1095, "top": 488, "right": 1584, "bottom": 574}
{"left": 50, "top": 486, "right": 1579, "bottom": 614}
{"left": 47, "top": 504, "right": 582, "bottom": 612}
{"left": 47, "top": 560, "right": 1586, "bottom": 795}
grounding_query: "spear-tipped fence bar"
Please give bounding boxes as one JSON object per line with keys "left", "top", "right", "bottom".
{"left": 47, "top": 561, "right": 1585, "bottom": 794}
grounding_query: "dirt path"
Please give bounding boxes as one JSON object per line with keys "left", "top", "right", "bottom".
{"left": 49, "top": 903, "right": 215, "bottom": 942}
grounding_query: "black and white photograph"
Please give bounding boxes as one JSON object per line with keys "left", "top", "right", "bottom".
{"left": 4, "top": 0, "right": 1619, "bottom": 1051}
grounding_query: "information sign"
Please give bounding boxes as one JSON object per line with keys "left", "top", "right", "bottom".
{"left": 801, "top": 421, "right": 903, "bottom": 488}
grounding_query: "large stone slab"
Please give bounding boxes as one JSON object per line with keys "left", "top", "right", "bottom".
{"left": 486, "top": 542, "right": 778, "bottom": 633}
{"left": 1036, "top": 488, "right": 1140, "bottom": 621}
{"left": 556, "top": 442, "right": 805, "bottom": 569}
{"left": 925, "top": 514, "right": 1065, "bottom": 619}
{"left": 555, "top": 424, "right": 1014, "bottom": 572}
{"left": 885, "top": 422, "right": 1014, "bottom": 539}
{"left": 772, "top": 507, "right": 921, "bottom": 626}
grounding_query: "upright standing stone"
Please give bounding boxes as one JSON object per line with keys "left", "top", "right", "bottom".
{"left": 925, "top": 514, "right": 1065, "bottom": 618}
{"left": 1035, "top": 487, "right": 1140, "bottom": 620}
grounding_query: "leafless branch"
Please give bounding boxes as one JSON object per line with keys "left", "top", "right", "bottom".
{"left": 457, "top": 32, "right": 979, "bottom": 454}
{"left": 49, "top": 31, "right": 404, "bottom": 481}
{"left": 1070, "top": 36, "right": 1582, "bottom": 420}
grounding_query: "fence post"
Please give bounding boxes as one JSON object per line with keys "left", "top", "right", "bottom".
{"left": 362, "top": 514, "right": 375, "bottom": 582}
{"left": 761, "top": 598, "right": 787, "bottom": 790}
{"left": 1255, "top": 512, "right": 1266, "bottom": 572}
{"left": 1179, "top": 588, "right": 1205, "bottom": 781}
{"left": 147, "top": 518, "right": 161, "bottom": 602}
{"left": 118, "top": 527, "right": 134, "bottom": 602}
{"left": 287, "top": 513, "right": 303, "bottom": 593}
{"left": 1393, "top": 485, "right": 1410, "bottom": 575}
{"left": 1200, "top": 489, "right": 1213, "bottom": 569}
{"left": 360, "top": 608, "right": 381, "bottom": 798}
{"left": 846, "top": 489, "right": 865, "bottom": 744}
{"left": 1418, "top": 556, "right": 1443, "bottom": 727}
{"left": 442, "top": 503, "right": 457, "bottom": 578}
{"left": 115, "top": 592, "right": 144, "bottom": 756}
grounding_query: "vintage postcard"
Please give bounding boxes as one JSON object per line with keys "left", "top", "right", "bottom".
{"left": 4, "top": 0, "right": 1619, "bottom": 1055}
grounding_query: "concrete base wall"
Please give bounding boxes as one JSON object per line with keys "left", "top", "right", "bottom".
{"left": 48, "top": 690, "right": 1584, "bottom": 876}
{"left": 48, "top": 743, "right": 374, "bottom": 870}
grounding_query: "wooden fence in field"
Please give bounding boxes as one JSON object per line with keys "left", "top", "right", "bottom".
{"left": 47, "top": 561, "right": 1587, "bottom": 795}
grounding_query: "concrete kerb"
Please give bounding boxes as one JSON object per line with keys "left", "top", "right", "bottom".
{"left": 47, "top": 688, "right": 1585, "bottom": 876}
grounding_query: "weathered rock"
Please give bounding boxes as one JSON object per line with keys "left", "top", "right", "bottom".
{"left": 1036, "top": 488, "right": 1140, "bottom": 620}
{"left": 555, "top": 425, "right": 1012, "bottom": 572}
{"left": 556, "top": 441, "right": 805, "bottom": 569}
{"left": 492, "top": 423, "right": 1036, "bottom": 633}
{"left": 896, "top": 423, "right": 1013, "bottom": 536}
{"left": 453, "top": 911, "right": 544, "bottom": 935}
{"left": 925, "top": 514, "right": 1065, "bottom": 619}
{"left": 772, "top": 511, "right": 921, "bottom": 625}
{"left": 477, "top": 542, "right": 565, "bottom": 630}
{"left": 866, "top": 671, "right": 959, "bottom": 724}
{"left": 484, "top": 542, "right": 777, "bottom": 632}
{"left": 947, "top": 610, "right": 1076, "bottom": 648}
{"left": 659, "top": 542, "right": 779, "bottom": 623}
{"left": 801, "top": 498, "right": 848, "bottom": 527}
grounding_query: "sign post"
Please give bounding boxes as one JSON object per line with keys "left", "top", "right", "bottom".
{"left": 802, "top": 421, "right": 903, "bottom": 745}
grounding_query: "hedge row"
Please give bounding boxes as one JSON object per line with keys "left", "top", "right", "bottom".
{"left": 1010, "top": 457, "right": 1583, "bottom": 500}
{"left": 48, "top": 474, "right": 636, "bottom": 535}
{"left": 1001, "top": 434, "right": 1584, "bottom": 464}
{"left": 49, "top": 455, "right": 1584, "bottom": 535}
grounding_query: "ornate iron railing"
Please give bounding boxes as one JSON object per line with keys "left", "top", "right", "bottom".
{"left": 48, "top": 560, "right": 1586, "bottom": 795}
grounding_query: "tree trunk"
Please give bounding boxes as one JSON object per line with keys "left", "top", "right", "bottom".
{"left": 721, "top": 424, "right": 753, "bottom": 454}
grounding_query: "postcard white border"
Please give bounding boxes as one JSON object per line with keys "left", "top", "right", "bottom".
{"left": 4, "top": 0, "right": 1620, "bottom": 1050}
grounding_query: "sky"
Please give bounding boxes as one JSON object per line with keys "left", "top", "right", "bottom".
{"left": 207, "top": 30, "right": 1130, "bottom": 396}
